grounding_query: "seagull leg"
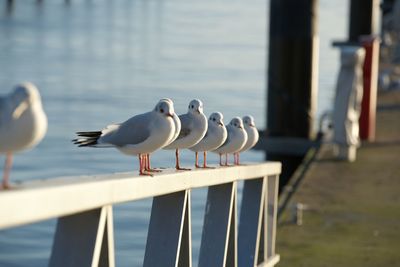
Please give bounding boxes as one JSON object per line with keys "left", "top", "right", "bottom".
{"left": 139, "top": 154, "right": 152, "bottom": 176}
{"left": 145, "top": 154, "right": 161, "bottom": 172}
{"left": 233, "top": 153, "right": 237, "bottom": 165}
{"left": 139, "top": 154, "right": 143, "bottom": 174}
{"left": 225, "top": 154, "right": 229, "bottom": 166}
{"left": 195, "top": 152, "right": 200, "bottom": 168}
{"left": 234, "top": 153, "right": 241, "bottom": 165}
{"left": 219, "top": 153, "right": 223, "bottom": 166}
{"left": 202, "top": 151, "right": 214, "bottom": 169}
{"left": 176, "top": 149, "right": 191, "bottom": 171}
{"left": 2, "top": 153, "right": 13, "bottom": 189}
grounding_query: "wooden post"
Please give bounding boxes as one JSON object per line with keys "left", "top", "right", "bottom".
{"left": 359, "top": 36, "right": 380, "bottom": 141}
{"left": 348, "top": 0, "right": 380, "bottom": 141}
{"left": 349, "top": 0, "right": 380, "bottom": 42}
{"left": 267, "top": 0, "right": 319, "bottom": 188}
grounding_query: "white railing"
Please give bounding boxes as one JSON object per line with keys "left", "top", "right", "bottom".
{"left": 0, "top": 162, "right": 281, "bottom": 267}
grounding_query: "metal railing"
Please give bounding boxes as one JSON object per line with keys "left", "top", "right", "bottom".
{"left": 0, "top": 162, "right": 281, "bottom": 267}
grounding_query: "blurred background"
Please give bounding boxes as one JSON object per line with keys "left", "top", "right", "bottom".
{"left": 0, "top": 0, "right": 347, "bottom": 266}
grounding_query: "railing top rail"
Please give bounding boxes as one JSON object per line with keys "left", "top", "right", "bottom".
{"left": 0, "top": 162, "right": 281, "bottom": 230}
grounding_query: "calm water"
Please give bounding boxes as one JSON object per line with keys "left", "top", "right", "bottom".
{"left": 0, "top": 0, "right": 347, "bottom": 266}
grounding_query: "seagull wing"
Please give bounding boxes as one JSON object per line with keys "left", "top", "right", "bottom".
{"left": 176, "top": 113, "right": 192, "bottom": 140}
{"left": 220, "top": 125, "right": 233, "bottom": 147}
{"left": 100, "top": 112, "right": 151, "bottom": 146}
{"left": 0, "top": 96, "right": 6, "bottom": 127}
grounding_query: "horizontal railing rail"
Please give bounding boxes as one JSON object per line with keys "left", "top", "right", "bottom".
{"left": 0, "top": 162, "right": 281, "bottom": 267}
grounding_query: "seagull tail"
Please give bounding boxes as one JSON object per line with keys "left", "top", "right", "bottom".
{"left": 73, "top": 131, "right": 102, "bottom": 147}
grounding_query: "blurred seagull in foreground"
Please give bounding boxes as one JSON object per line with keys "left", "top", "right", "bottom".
{"left": 212, "top": 117, "right": 247, "bottom": 166}
{"left": 189, "top": 112, "right": 227, "bottom": 168}
{"left": 236, "top": 115, "right": 259, "bottom": 164}
{"left": 164, "top": 99, "right": 207, "bottom": 170}
{"left": 0, "top": 82, "right": 48, "bottom": 189}
{"left": 73, "top": 99, "right": 176, "bottom": 175}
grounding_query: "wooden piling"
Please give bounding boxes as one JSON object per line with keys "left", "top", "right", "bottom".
{"left": 348, "top": 0, "right": 380, "bottom": 42}
{"left": 266, "top": 0, "right": 319, "bottom": 189}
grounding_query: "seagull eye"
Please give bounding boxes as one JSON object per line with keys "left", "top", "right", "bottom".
{"left": 160, "top": 108, "right": 164, "bottom": 113}
{"left": 213, "top": 118, "right": 216, "bottom": 121}
{"left": 191, "top": 105, "right": 194, "bottom": 109}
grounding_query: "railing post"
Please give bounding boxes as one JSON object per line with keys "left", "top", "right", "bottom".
{"left": 178, "top": 190, "right": 192, "bottom": 267}
{"left": 143, "top": 190, "right": 191, "bottom": 267}
{"left": 267, "top": 175, "right": 279, "bottom": 260}
{"left": 238, "top": 178, "right": 266, "bottom": 267}
{"left": 49, "top": 205, "right": 115, "bottom": 267}
{"left": 198, "top": 182, "right": 237, "bottom": 267}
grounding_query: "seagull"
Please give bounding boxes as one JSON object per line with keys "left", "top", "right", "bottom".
{"left": 163, "top": 99, "right": 207, "bottom": 170}
{"left": 236, "top": 115, "right": 259, "bottom": 164}
{"left": 73, "top": 99, "right": 176, "bottom": 175}
{"left": 189, "top": 112, "right": 227, "bottom": 168}
{"left": 212, "top": 117, "right": 247, "bottom": 166}
{"left": 0, "top": 82, "right": 48, "bottom": 189}
{"left": 143, "top": 98, "right": 181, "bottom": 172}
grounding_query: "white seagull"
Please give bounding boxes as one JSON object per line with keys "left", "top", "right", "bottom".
{"left": 73, "top": 99, "right": 176, "bottom": 175}
{"left": 0, "top": 82, "right": 48, "bottom": 189}
{"left": 143, "top": 98, "right": 181, "bottom": 172}
{"left": 163, "top": 99, "right": 207, "bottom": 170}
{"left": 212, "top": 117, "right": 247, "bottom": 166}
{"left": 236, "top": 115, "right": 259, "bottom": 164}
{"left": 189, "top": 112, "right": 227, "bottom": 168}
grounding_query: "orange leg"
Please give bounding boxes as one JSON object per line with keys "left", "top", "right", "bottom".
{"left": 145, "top": 154, "right": 161, "bottom": 172}
{"left": 138, "top": 154, "right": 152, "bottom": 176}
{"left": 233, "top": 153, "right": 239, "bottom": 165}
{"left": 195, "top": 152, "right": 200, "bottom": 168}
{"left": 176, "top": 149, "right": 191, "bottom": 170}
{"left": 2, "top": 153, "right": 13, "bottom": 189}
{"left": 202, "top": 151, "right": 214, "bottom": 168}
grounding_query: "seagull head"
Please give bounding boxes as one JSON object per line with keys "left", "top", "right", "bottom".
{"left": 155, "top": 99, "right": 175, "bottom": 118}
{"left": 243, "top": 115, "right": 256, "bottom": 128}
{"left": 209, "top": 112, "right": 224, "bottom": 127}
{"left": 230, "top": 117, "right": 244, "bottom": 130}
{"left": 10, "top": 82, "right": 43, "bottom": 119}
{"left": 12, "top": 82, "right": 42, "bottom": 105}
{"left": 188, "top": 99, "right": 203, "bottom": 115}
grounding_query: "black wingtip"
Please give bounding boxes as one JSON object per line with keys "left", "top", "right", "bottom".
{"left": 73, "top": 131, "right": 101, "bottom": 147}
{"left": 76, "top": 131, "right": 102, "bottom": 137}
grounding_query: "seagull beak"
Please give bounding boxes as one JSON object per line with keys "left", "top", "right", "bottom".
{"left": 197, "top": 109, "right": 201, "bottom": 114}
{"left": 166, "top": 113, "right": 174, "bottom": 118}
{"left": 239, "top": 126, "right": 243, "bottom": 129}
{"left": 250, "top": 123, "right": 255, "bottom": 127}
{"left": 12, "top": 99, "right": 29, "bottom": 119}
{"left": 218, "top": 122, "right": 223, "bottom": 126}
